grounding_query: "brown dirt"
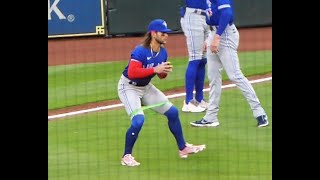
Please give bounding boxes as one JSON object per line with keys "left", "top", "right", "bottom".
{"left": 48, "top": 27, "right": 272, "bottom": 116}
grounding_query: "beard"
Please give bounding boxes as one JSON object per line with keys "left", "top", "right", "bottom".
{"left": 155, "top": 37, "right": 166, "bottom": 45}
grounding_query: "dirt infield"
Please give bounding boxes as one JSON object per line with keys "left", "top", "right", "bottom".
{"left": 48, "top": 27, "right": 271, "bottom": 66}
{"left": 48, "top": 27, "right": 272, "bottom": 116}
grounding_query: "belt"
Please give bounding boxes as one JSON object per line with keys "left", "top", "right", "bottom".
{"left": 129, "top": 81, "right": 146, "bottom": 87}
{"left": 121, "top": 75, "right": 148, "bottom": 87}
{"left": 194, "top": 9, "right": 207, "bottom": 16}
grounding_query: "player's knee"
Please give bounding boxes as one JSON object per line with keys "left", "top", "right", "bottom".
{"left": 131, "top": 114, "right": 145, "bottom": 129}
{"left": 186, "top": 60, "right": 200, "bottom": 78}
{"left": 164, "top": 106, "right": 179, "bottom": 120}
{"left": 208, "top": 72, "right": 220, "bottom": 82}
{"left": 208, "top": 73, "right": 213, "bottom": 81}
{"left": 228, "top": 73, "right": 245, "bottom": 82}
{"left": 200, "top": 58, "right": 207, "bottom": 66}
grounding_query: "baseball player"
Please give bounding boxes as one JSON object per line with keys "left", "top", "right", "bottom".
{"left": 180, "top": 0, "right": 212, "bottom": 113}
{"left": 190, "top": 0, "right": 269, "bottom": 127}
{"left": 118, "top": 19, "right": 206, "bottom": 167}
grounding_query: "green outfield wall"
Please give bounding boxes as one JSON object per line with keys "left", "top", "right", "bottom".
{"left": 106, "top": 0, "right": 271, "bottom": 36}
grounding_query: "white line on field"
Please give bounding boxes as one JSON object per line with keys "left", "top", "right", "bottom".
{"left": 48, "top": 77, "right": 272, "bottom": 120}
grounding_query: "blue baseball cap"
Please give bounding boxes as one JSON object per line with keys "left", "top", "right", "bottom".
{"left": 148, "top": 19, "right": 172, "bottom": 33}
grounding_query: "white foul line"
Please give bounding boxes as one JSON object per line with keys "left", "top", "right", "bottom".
{"left": 48, "top": 77, "right": 272, "bottom": 120}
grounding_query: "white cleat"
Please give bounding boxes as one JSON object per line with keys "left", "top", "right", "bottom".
{"left": 121, "top": 154, "right": 140, "bottom": 167}
{"left": 197, "top": 99, "right": 208, "bottom": 109}
{"left": 182, "top": 100, "right": 206, "bottom": 113}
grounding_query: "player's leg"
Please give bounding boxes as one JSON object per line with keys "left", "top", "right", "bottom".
{"left": 195, "top": 58, "right": 207, "bottom": 104}
{"left": 180, "top": 15, "right": 196, "bottom": 104}
{"left": 190, "top": 31, "right": 222, "bottom": 127}
{"left": 142, "top": 83, "right": 206, "bottom": 157}
{"left": 195, "top": 25, "right": 211, "bottom": 107}
{"left": 185, "top": 60, "right": 200, "bottom": 103}
{"left": 142, "top": 84, "right": 186, "bottom": 150}
{"left": 118, "top": 79, "right": 145, "bottom": 166}
{"left": 203, "top": 46, "right": 223, "bottom": 123}
{"left": 218, "top": 25, "right": 267, "bottom": 125}
{"left": 181, "top": 12, "right": 207, "bottom": 112}
{"left": 121, "top": 114, "right": 144, "bottom": 166}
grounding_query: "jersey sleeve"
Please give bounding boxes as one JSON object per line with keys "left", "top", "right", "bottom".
{"left": 131, "top": 46, "right": 146, "bottom": 64}
{"left": 216, "top": 0, "right": 232, "bottom": 36}
{"left": 127, "top": 46, "right": 155, "bottom": 79}
{"left": 216, "top": 0, "right": 231, "bottom": 6}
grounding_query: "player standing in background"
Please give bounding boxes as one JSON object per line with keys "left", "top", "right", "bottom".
{"left": 118, "top": 19, "right": 206, "bottom": 167}
{"left": 190, "top": 0, "right": 269, "bottom": 127}
{"left": 180, "top": 0, "right": 212, "bottom": 113}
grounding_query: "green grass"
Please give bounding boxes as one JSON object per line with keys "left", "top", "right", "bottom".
{"left": 48, "top": 81, "right": 272, "bottom": 180}
{"left": 48, "top": 50, "right": 272, "bottom": 110}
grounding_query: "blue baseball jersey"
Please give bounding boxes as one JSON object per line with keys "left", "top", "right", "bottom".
{"left": 186, "top": 0, "right": 210, "bottom": 10}
{"left": 122, "top": 45, "right": 168, "bottom": 86}
{"left": 206, "top": 0, "right": 234, "bottom": 35}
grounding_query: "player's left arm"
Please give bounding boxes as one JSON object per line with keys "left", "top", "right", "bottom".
{"left": 216, "top": 5, "right": 232, "bottom": 36}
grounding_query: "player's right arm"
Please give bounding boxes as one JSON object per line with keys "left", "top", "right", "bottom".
{"left": 128, "top": 60, "right": 172, "bottom": 79}
{"left": 128, "top": 46, "right": 172, "bottom": 79}
{"left": 127, "top": 59, "right": 155, "bottom": 79}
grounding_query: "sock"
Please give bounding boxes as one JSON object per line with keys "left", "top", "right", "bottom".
{"left": 164, "top": 106, "right": 186, "bottom": 150}
{"left": 185, "top": 60, "right": 200, "bottom": 103}
{"left": 123, "top": 114, "right": 144, "bottom": 156}
{"left": 195, "top": 58, "right": 207, "bottom": 102}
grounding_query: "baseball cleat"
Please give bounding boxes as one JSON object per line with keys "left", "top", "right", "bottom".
{"left": 182, "top": 100, "right": 206, "bottom": 113}
{"left": 195, "top": 99, "right": 208, "bottom": 109}
{"left": 121, "top": 154, "right": 140, "bottom": 167}
{"left": 257, "top": 115, "right": 269, "bottom": 127}
{"left": 179, "top": 143, "right": 206, "bottom": 158}
{"left": 190, "top": 118, "right": 220, "bottom": 127}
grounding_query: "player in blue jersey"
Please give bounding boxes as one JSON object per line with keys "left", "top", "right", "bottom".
{"left": 118, "top": 19, "right": 206, "bottom": 167}
{"left": 190, "top": 0, "right": 269, "bottom": 127}
{"left": 180, "top": 0, "right": 213, "bottom": 113}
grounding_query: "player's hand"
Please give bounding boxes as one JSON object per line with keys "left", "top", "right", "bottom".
{"left": 210, "top": 34, "right": 220, "bottom": 54}
{"left": 154, "top": 62, "right": 173, "bottom": 74}
{"left": 203, "top": 41, "right": 207, "bottom": 52}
